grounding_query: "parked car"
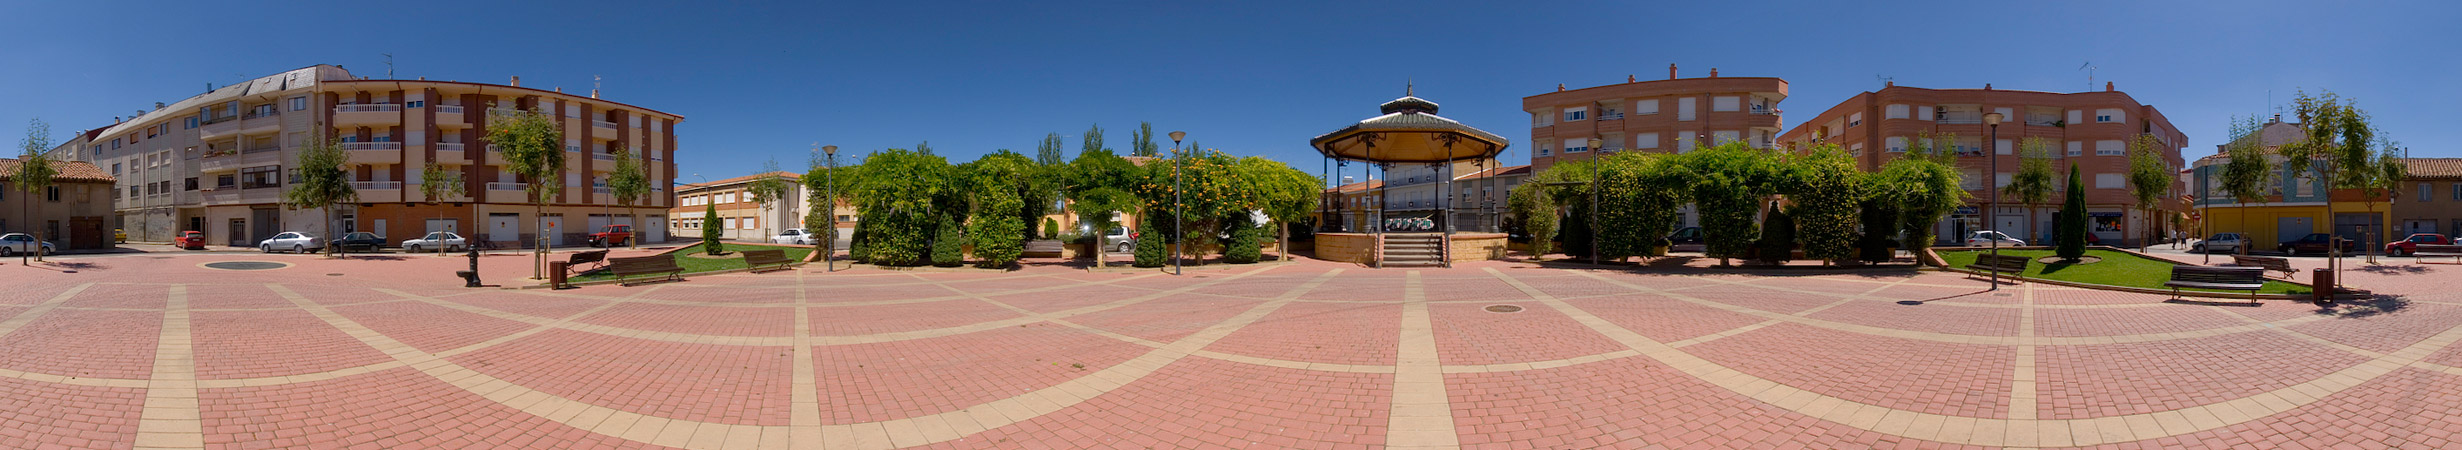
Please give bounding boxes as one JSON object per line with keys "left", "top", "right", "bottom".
{"left": 772, "top": 228, "right": 818, "bottom": 245}
{"left": 114, "top": 228, "right": 127, "bottom": 244}
{"left": 257, "top": 232, "right": 324, "bottom": 253}
{"left": 586, "top": 224, "right": 633, "bottom": 248}
{"left": 332, "top": 232, "right": 387, "bottom": 252}
{"left": 1078, "top": 225, "right": 1136, "bottom": 253}
{"left": 2384, "top": 233, "right": 2454, "bottom": 256}
{"left": 1964, "top": 230, "right": 2026, "bottom": 247}
{"left": 401, "top": 231, "right": 469, "bottom": 253}
{"left": 1667, "top": 227, "right": 1704, "bottom": 251}
{"left": 0, "top": 233, "right": 55, "bottom": 257}
{"left": 2190, "top": 232, "right": 2249, "bottom": 254}
{"left": 2275, "top": 233, "right": 2355, "bottom": 256}
{"left": 176, "top": 230, "right": 208, "bottom": 250}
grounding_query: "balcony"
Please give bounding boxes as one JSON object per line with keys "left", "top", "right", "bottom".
{"left": 434, "top": 143, "right": 469, "bottom": 164}
{"left": 201, "top": 188, "right": 280, "bottom": 206}
{"left": 593, "top": 153, "right": 617, "bottom": 161}
{"left": 199, "top": 151, "right": 243, "bottom": 173}
{"left": 433, "top": 105, "right": 471, "bottom": 128}
{"left": 485, "top": 183, "right": 530, "bottom": 203}
{"left": 352, "top": 181, "right": 403, "bottom": 203}
{"left": 332, "top": 104, "right": 402, "bottom": 127}
{"left": 591, "top": 120, "right": 619, "bottom": 140}
{"left": 1595, "top": 113, "right": 1625, "bottom": 121}
{"left": 199, "top": 115, "right": 242, "bottom": 139}
{"left": 1750, "top": 105, "right": 1776, "bottom": 115}
{"left": 344, "top": 142, "right": 403, "bottom": 165}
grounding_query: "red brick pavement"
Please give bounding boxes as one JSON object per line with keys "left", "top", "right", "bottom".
{"left": 0, "top": 251, "right": 2454, "bottom": 448}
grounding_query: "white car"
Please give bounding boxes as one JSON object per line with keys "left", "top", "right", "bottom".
{"left": 0, "top": 233, "right": 55, "bottom": 257}
{"left": 2191, "top": 232, "right": 2249, "bottom": 254}
{"left": 401, "top": 231, "right": 469, "bottom": 253}
{"left": 257, "top": 232, "right": 324, "bottom": 253}
{"left": 1079, "top": 225, "right": 1135, "bottom": 253}
{"left": 771, "top": 228, "right": 818, "bottom": 245}
{"left": 1963, "top": 230, "right": 2025, "bottom": 247}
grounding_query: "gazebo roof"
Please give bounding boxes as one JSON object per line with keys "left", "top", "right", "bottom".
{"left": 1310, "top": 93, "right": 1509, "bottom": 164}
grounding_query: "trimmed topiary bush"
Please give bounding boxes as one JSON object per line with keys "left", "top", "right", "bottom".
{"left": 1753, "top": 202, "right": 1796, "bottom": 265}
{"left": 700, "top": 204, "right": 725, "bottom": 255}
{"left": 970, "top": 214, "right": 1025, "bottom": 269}
{"left": 1132, "top": 221, "right": 1167, "bottom": 267}
{"left": 1224, "top": 222, "right": 1263, "bottom": 264}
{"left": 930, "top": 217, "right": 964, "bottom": 267}
{"left": 1042, "top": 217, "right": 1060, "bottom": 240}
{"left": 2055, "top": 164, "right": 2088, "bottom": 261}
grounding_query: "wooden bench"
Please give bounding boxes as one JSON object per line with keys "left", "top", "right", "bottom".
{"left": 1022, "top": 240, "right": 1064, "bottom": 258}
{"left": 608, "top": 255, "right": 686, "bottom": 286}
{"left": 2415, "top": 244, "right": 2462, "bottom": 264}
{"left": 1961, "top": 253, "right": 2032, "bottom": 283}
{"left": 2229, "top": 255, "right": 2296, "bottom": 279}
{"left": 566, "top": 249, "right": 610, "bottom": 275}
{"left": 741, "top": 249, "right": 795, "bottom": 273}
{"left": 2163, "top": 266, "right": 2267, "bottom": 304}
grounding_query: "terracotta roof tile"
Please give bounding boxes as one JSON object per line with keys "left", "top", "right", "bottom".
{"left": 0, "top": 159, "right": 114, "bottom": 184}
{"left": 2405, "top": 158, "right": 2462, "bottom": 180}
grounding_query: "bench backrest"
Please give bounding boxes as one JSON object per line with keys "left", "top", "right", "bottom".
{"left": 609, "top": 255, "right": 681, "bottom": 273}
{"left": 569, "top": 250, "right": 610, "bottom": 264}
{"left": 2230, "top": 255, "right": 2290, "bottom": 269}
{"left": 2171, "top": 266, "right": 2265, "bottom": 284}
{"left": 2417, "top": 244, "right": 2462, "bottom": 253}
{"left": 741, "top": 249, "right": 788, "bottom": 264}
{"left": 1971, "top": 254, "right": 2031, "bottom": 269}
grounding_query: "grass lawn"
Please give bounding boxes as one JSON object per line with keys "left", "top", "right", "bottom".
{"left": 570, "top": 243, "right": 813, "bottom": 283}
{"left": 1937, "top": 248, "right": 2310, "bottom": 295}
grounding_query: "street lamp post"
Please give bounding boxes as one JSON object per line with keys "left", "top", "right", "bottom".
{"left": 1587, "top": 137, "right": 1603, "bottom": 266}
{"left": 1984, "top": 112, "right": 2004, "bottom": 290}
{"left": 1169, "top": 131, "right": 1187, "bottom": 276}
{"left": 822, "top": 145, "right": 838, "bottom": 272}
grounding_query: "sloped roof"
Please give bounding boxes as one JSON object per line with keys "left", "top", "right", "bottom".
{"left": 2405, "top": 158, "right": 2462, "bottom": 180}
{"left": 1322, "top": 179, "right": 1384, "bottom": 194}
{"left": 0, "top": 159, "right": 115, "bottom": 183}
{"left": 678, "top": 171, "right": 800, "bottom": 192}
{"left": 1454, "top": 165, "right": 1531, "bottom": 181}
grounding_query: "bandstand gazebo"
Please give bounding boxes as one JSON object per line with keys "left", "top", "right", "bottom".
{"left": 1309, "top": 89, "right": 1511, "bottom": 268}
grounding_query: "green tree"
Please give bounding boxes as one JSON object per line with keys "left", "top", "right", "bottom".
{"left": 1507, "top": 160, "right": 1592, "bottom": 258}
{"left": 915, "top": 140, "right": 934, "bottom": 156}
{"left": 2003, "top": 138, "right": 2057, "bottom": 242}
{"left": 283, "top": 137, "right": 357, "bottom": 257}
{"left": 2358, "top": 143, "right": 2406, "bottom": 262}
{"left": 701, "top": 203, "right": 724, "bottom": 255}
{"left": 1754, "top": 201, "right": 1797, "bottom": 264}
{"left": 963, "top": 151, "right": 1037, "bottom": 268}
{"left": 417, "top": 162, "right": 466, "bottom": 254}
{"left": 1591, "top": 152, "right": 1690, "bottom": 261}
{"left": 930, "top": 217, "right": 963, "bottom": 267}
{"left": 1785, "top": 145, "right": 1864, "bottom": 264}
{"left": 1682, "top": 143, "right": 1779, "bottom": 265}
{"left": 846, "top": 149, "right": 954, "bottom": 266}
{"left": 2280, "top": 90, "right": 2385, "bottom": 280}
{"left": 14, "top": 119, "right": 57, "bottom": 263}
{"left": 1855, "top": 187, "right": 1902, "bottom": 263}
{"left": 484, "top": 106, "right": 566, "bottom": 277}
{"left": 803, "top": 153, "right": 856, "bottom": 259}
{"left": 1131, "top": 122, "right": 1159, "bottom": 157}
{"left": 606, "top": 146, "right": 652, "bottom": 249}
{"left": 1224, "top": 216, "right": 1263, "bottom": 264}
{"left": 743, "top": 160, "right": 794, "bottom": 243}
{"left": 1243, "top": 157, "right": 1322, "bottom": 262}
{"left": 2218, "top": 116, "right": 2276, "bottom": 256}
{"left": 1036, "top": 133, "right": 1067, "bottom": 166}
{"left": 1880, "top": 133, "right": 1969, "bottom": 255}
{"left": 1064, "top": 146, "right": 1139, "bottom": 268}
{"left": 2055, "top": 164, "right": 2088, "bottom": 261}
{"left": 1081, "top": 124, "right": 1107, "bottom": 156}
{"left": 1132, "top": 219, "right": 1166, "bottom": 267}
{"left": 1042, "top": 218, "right": 1060, "bottom": 240}
{"left": 2125, "top": 134, "right": 2174, "bottom": 251}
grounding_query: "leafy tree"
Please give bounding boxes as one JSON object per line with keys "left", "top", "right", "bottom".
{"left": 963, "top": 151, "right": 1037, "bottom": 268}
{"left": 1132, "top": 220, "right": 1166, "bottom": 267}
{"left": 1593, "top": 152, "right": 1691, "bottom": 261}
{"left": 1131, "top": 122, "right": 1159, "bottom": 157}
{"left": 418, "top": 162, "right": 466, "bottom": 254}
{"left": 1785, "top": 145, "right": 1864, "bottom": 264}
{"left": 1855, "top": 189, "right": 1902, "bottom": 263}
{"left": 2219, "top": 116, "right": 2276, "bottom": 255}
{"left": 744, "top": 160, "right": 794, "bottom": 243}
{"left": 605, "top": 146, "right": 652, "bottom": 248}
{"left": 915, "top": 140, "right": 934, "bottom": 156}
{"left": 2125, "top": 134, "right": 2173, "bottom": 251}
{"left": 1224, "top": 216, "right": 1263, "bottom": 264}
{"left": 2357, "top": 143, "right": 2406, "bottom": 262}
{"left": 1754, "top": 201, "right": 1796, "bottom": 264}
{"left": 1243, "top": 157, "right": 1322, "bottom": 262}
{"left": 846, "top": 149, "right": 954, "bottom": 266}
{"left": 930, "top": 217, "right": 963, "bottom": 267}
{"left": 802, "top": 153, "right": 856, "bottom": 258}
{"left": 2280, "top": 90, "right": 2385, "bottom": 279}
{"left": 1063, "top": 147, "right": 1138, "bottom": 268}
{"left": 2003, "top": 138, "right": 2057, "bottom": 242}
{"left": 485, "top": 107, "right": 566, "bottom": 277}
{"left": 1081, "top": 125, "right": 1106, "bottom": 157}
{"left": 1043, "top": 218, "right": 1060, "bottom": 240}
{"left": 1682, "top": 143, "right": 1778, "bottom": 265}
{"left": 2055, "top": 164, "right": 2088, "bottom": 261}
{"left": 1880, "top": 133, "right": 1969, "bottom": 255}
{"left": 1036, "top": 133, "right": 1066, "bottom": 166}
{"left": 14, "top": 119, "right": 56, "bottom": 263}
{"left": 284, "top": 137, "right": 357, "bottom": 257}
{"left": 1507, "top": 160, "right": 1592, "bottom": 258}
{"left": 701, "top": 203, "right": 724, "bottom": 255}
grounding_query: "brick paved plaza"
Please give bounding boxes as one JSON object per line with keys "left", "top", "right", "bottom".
{"left": 4, "top": 251, "right": 2461, "bottom": 449}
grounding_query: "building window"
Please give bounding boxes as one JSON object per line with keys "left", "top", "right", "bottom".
{"left": 2095, "top": 140, "right": 2124, "bottom": 156}
{"left": 2424, "top": 183, "right": 2435, "bottom": 202}
{"left": 1960, "top": 169, "right": 1983, "bottom": 190}
{"left": 186, "top": 116, "right": 199, "bottom": 129}
{"left": 47, "top": 186, "right": 61, "bottom": 202}
{"left": 406, "top": 101, "right": 425, "bottom": 108}
{"left": 1886, "top": 137, "right": 1907, "bottom": 153}
{"left": 1633, "top": 99, "right": 1659, "bottom": 115}
{"left": 129, "top": 186, "right": 139, "bottom": 198}
{"left": 1561, "top": 138, "right": 1589, "bottom": 153}
{"left": 2452, "top": 183, "right": 2460, "bottom": 201}
{"left": 2066, "top": 141, "right": 2083, "bottom": 157}
{"left": 1712, "top": 96, "right": 1740, "bottom": 112}
{"left": 1847, "top": 112, "right": 1863, "bottom": 127}
{"left": 1561, "top": 107, "right": 1587, "bottom": 122}
{"left": 2095, "top": 108, "right": 2123, "bottom": 123}
{"left": 1677, "top": 97, "right": 1696, "bottom": 121}
{"left": 1536, "top": 146, "right": 1551, "bottom": 157}
{"left": 1886, "top": 104, "right": 1910, "bottom": 120}
{"left": 185, "top": 178, "right": 199, "bottom": 191}
{"left": 1634, "top": 132, "right": 1660, "bottom": 149}
{"left": 2096, "top": 173, "right": 2123, "bottom": 189}
{"left": 241, "top": 166, "right": 281, "bottom": 189}
{"left": 217, "top": 175, "right": 236, "bottom": 189}
{"left": 111, "top": 163, "right": 121, "bottom": 175}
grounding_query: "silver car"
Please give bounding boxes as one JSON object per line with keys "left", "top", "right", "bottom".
{"left": 2191, "top": 232, "right": 2249, "bottom": 254}
{"left": 0, "top": 233, "right": 55, "bottom": 257}
{"left": 771, "top": 228, "right": 818, "bottom": 245}
{"left": 257, "top": 232, "right": 325, "bottom": 253}
{"left": 401, "top": 231, "right": 469, "bottom": 253}
{"left": 1963, "top": 230, "right": 2026, "bottom": 247}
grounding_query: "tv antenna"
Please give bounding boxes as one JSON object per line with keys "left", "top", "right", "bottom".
{"left": 2078, "top": 61, "right": 2096, "bottom": 91}
{"left": 384, "top": 53, "right": 394, "bottom": 78}
{"left": 1874, "top": 74, "right": 1893, "bottom": 88}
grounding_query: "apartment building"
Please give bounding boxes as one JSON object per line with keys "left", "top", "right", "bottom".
{"left": 62, "top": 65, "right": 682, "bottom": 247}
{"left": 2185, "top": 117, "right": 2392, "bottom": 248}
{"left": 1524, "top": 65, "right": 1789, "bottom": 173}
{"left": 1, "top": 159, "right": 118, "bottom": 250}
{"left": 668, "top": 172, "right": 834, "bottom": 242}
{"left": 2392, "top": 158, "right": 2462, "bottom": 238}
{"left": 1779, "top": 82, "right": 2188, "bottom": 246}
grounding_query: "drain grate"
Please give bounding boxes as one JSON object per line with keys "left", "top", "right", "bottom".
{"left": 202, "top": 261, "right": 289, "bottom": 271}
{"left": 1484, "top": 305, "right": 1525, "bottom": 313}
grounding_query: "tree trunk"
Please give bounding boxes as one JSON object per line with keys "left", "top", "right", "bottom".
{"left": 1093, "top": 232, "right": 1106, "bottom": 269}
{"left": 1279, "top": 221, "right": 1290, "bottom": 262}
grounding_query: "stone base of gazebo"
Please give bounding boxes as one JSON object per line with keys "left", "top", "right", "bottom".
{"left": 1314, "top": 232, "right": 1508, "bottom": 265}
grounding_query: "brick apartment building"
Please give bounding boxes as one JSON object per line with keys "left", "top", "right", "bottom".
{"left": 54, "top": 65, "right": 683, "bottom": 248}
{"left": 1779, "top": 82, "right": 2189, "bottom": 246}
{"left": 1524, "top": 65, "right": 1789, "bottom": 173}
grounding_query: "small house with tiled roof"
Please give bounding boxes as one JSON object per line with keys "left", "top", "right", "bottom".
{"left": 1, "top": 158, "right": 119, "bottom": 249}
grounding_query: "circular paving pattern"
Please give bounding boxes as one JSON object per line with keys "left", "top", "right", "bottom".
{"left": 4, "top": 253, "right": 2462, "bottom": 449}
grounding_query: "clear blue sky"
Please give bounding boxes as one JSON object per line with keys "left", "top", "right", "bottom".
{"left": 4, "top": 1, "right": 2455, "bottom": 182}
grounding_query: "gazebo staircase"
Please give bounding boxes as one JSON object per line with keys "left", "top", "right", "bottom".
{"left": 1379, "top": 234, "right": 1446, "bottom": 267}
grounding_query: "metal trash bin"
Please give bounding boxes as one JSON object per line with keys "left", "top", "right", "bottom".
{"left": 2311, "top": 268, "right": 2333, "bottom": 302}
{"left": 549, "top": 261, "right": 570, "bottom": 289}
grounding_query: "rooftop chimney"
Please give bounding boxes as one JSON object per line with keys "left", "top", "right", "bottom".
{"left": 2105, "top": 81, "right": 2114, "bottom": 92}
{"left": 1984, "top": 83, "right": 1992, "bottom": 90}
{"left": 1886, "top": 81, "right": 1894, "bottom": 87}
{"left": 590, "top": 89, "right": 599, "bottom": 99}
{"left": 1627, "top": 74, "right": 1636, "bottom": 83}
{"left": 510, "top": 76, "right": 521, "bottom": 87}
{"left": 554, "top": 87, "right": 563, "bottom": 93}
{"left": 2270, "top": 114, "right": 2281, "bottom": 124}
{"left": 1557, "top": 84, "right": 1564, "bottom": 92}
{"left": 1669, "top": 64, "right": 1677, "bottom": 80}
{"left": 1709, "top": 68, "right": 1719, "bottom": 78}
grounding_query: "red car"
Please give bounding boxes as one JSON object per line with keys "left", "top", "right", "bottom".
{"left": 2384, "top": 233, "right": 2453, "bottom": 256}
{"left": 586, "top": 224, "right": 633, "bottom": 248}
{"left": 177, "top": 230, "right": 208, "bottom": 250}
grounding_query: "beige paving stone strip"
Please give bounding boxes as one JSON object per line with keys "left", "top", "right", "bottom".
{"left": 1387, "top": 271, "right": 1460, "bottom": 449}
{"left": 784, "top": 269, "right": 821, "bottom": 450}
{"left": 135, "top": 285, "right": 202, "bottom": 450}
{"left": 2010, "top": 284, "right": 2040, "bottom": 424}
{"left": 1571, "top": 270, "right": 2326, "bottom": 346}
{"left": 1494, "top": 267, "right": 2462, "bottom": 447}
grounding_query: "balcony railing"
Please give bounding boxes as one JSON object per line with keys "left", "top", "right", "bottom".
{"left": 487, "top": 182, "right": 527, "bottom": 191}
{"left": 593, "top": 153, "right": 616, "bottom": 161}
{"left": 2027, "top": 114, "right": 2061, "bottom": 126}
{"left": 1939, "top": 114, "right": 1982, "bottom": 124}
{"left": 351, "top": 181, "right": 403, "bottom": 190}
{"left": 201, "top": 114, "right": 240, "bottom": 125}
{"left": 243, "top": 109, "right": 279, "bottom": 120}
{"left": 1596, "top": 113, "right": 1625, "bottom": 121}
{"left": 335, "top": 104, "right": 401, "bottom": 113}
{"left": 435, "top": 105, "right": 464, "bottom": 115}
{"left": 592, "top": 120, "right": 618, "bottom": 129}
{"left": 341, "top": 142, "right": 403, "bottom": 150}
{"left": 1750, "top": 106, "right": 1776, "bottom": 115}
{"left": 242, "top": 146, "right": 280, "bottom": 154}
{"left": 435, "top": 143, "right": 466, "bottom": 152}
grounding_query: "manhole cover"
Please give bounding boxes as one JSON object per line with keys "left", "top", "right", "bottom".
{"left": 202, "top": 261, "right": 289, "bottom": 271}
{"left": 1484, "top": 305, "right": 1525, "bottom": 313}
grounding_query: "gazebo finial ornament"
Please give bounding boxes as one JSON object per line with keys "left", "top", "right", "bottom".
{"left": 1406, "top": 79, "right": 1413, "bottom": 97}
